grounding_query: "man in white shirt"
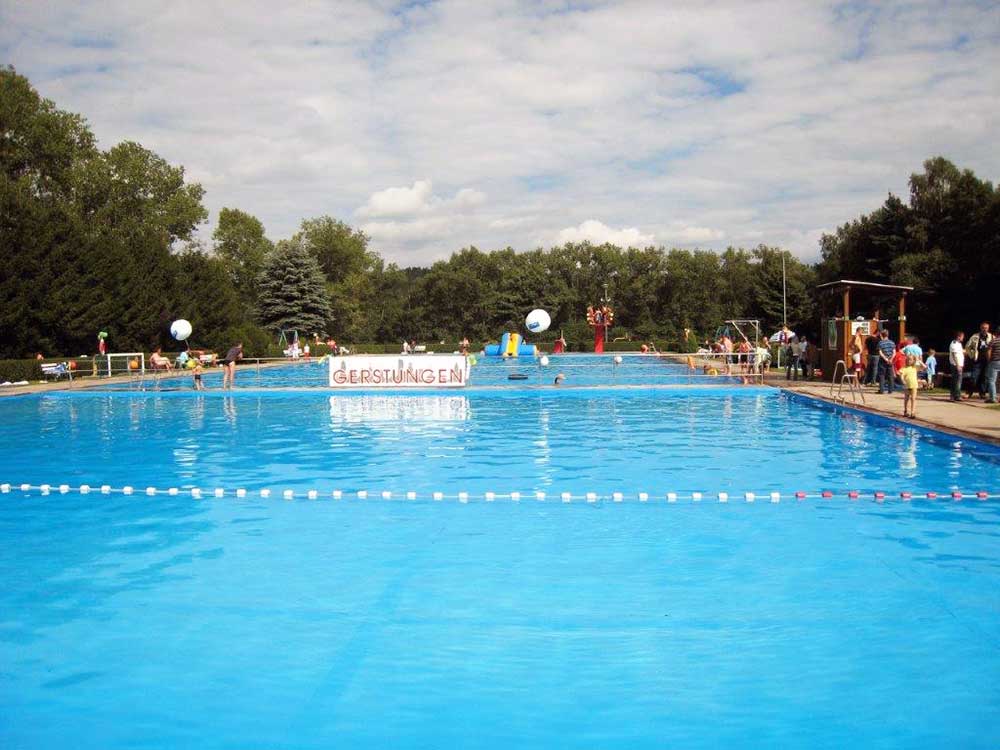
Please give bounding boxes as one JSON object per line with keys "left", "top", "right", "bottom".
{"left": 798, "top": 337, "right": 811, "bottom": 379}
{"left": 949, "top": 331, "right": 965, "bottom": 402}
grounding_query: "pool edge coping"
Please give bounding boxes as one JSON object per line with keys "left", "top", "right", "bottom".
{"left": 774, "top": 384, "right": 1000, "bottom": 448}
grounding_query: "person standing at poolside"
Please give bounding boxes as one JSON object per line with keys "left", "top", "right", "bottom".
{"left": 720, "top": 333, "right": 733, "bottom": 375}
{"left": 892, "top": 344, "right": 905, "bottom": 387}
{"left": 877, "top": 329, "right": 896, "bottom": 394}
{"left": 193, "top": 360, "right": 204, "bottom": 391}
{"left": 922, "top": 348, "right": 937, "bottom": 389}
{"left": 798, "top": 336, "right": 811, "bottom": 380}
{"left": 864, "top": 328, "right": 880, "bottom": 385}
{"left": 949, "top": 331, "right": 965, "bottom": 401}
{"left": 786, "top": 336, "right": 800, "bottom": 381}
{"left": 902, "top": 336, "right": 923, "bottom": 363}
{"left": 222, "top": 342, "right": 243, "bottom": 389}
{"left": 850, "top": 343, "right": 863, "bottom": 378}
{"left": 965, "top": 322, "right": 992, "bottom": 399}
{"left": 900, "top": 354, "right": 920, "bottom": 418}
{"left": 986, "top": 334, "right": 1000, "bottom": 403}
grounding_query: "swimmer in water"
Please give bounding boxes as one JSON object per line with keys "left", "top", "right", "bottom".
{"left": 554, "top": 373, "right": 566, "bottom": 386}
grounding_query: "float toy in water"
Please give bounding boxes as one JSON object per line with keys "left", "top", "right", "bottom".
{"left": 483, "top": 332, "right": 537, "bottom": 358}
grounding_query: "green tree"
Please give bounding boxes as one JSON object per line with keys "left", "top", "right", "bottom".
{"left": 294, "top": 216, "right": 380, "bottom": 340}
{"left": 299, "top": 216, "right": 375, "bottom": 284}
{"left": 256, "top": 238, "right": 332, "bottom": 336}
{"left": 0, "top": 67, "right": 209, "bottom": 357}
{"left": 174, "top": 246, "right": 254, "bottom": 351}
{"left": 367, "top": 262, "right": 417, "bottom": 342}
{"left": 818, "top": 156, "right": 999, "bottom": 346}
{"left": 749, "top": 246, "right": 816, "bottom": 334}
{"left": 212, "top": 207, "right": 273, "bottom": 302}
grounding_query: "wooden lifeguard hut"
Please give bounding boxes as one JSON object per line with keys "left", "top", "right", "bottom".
{"left": 815, "top": 280, "right": 914, "bottom": 382}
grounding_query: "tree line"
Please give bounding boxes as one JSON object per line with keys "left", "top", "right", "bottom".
{"left": 816, "top": 156, "right": 1000, "bottom": 347}
{"left": 2, "top": 66, "right": 997, "bottom": 358}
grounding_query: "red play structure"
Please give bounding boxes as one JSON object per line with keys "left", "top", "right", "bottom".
{"left": 586, "top": 305, "right": 614, "bottom": 354}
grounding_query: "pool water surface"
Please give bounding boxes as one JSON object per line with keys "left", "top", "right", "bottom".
{"left": 1, "top": 384, "right": 998, "bottom": 748}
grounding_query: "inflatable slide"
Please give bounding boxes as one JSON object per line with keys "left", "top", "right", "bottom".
{"left": 483, "top": 332, "right": 537, "bottom": 357}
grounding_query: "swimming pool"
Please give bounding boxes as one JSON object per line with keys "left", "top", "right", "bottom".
{"left": 1, "top": 384, "right": 998, "bottom": 748}
{"left": 114, "top": 353, "right": 736, "bottom": 390}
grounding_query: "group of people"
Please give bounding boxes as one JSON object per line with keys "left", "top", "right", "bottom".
{"left": 855, "top": 331, "right": 932, "bottom": 394}
{"left": 148, "top": 343, "right": 243, "bottom": 390}
{"left": 949, "top": 322, "right": 1000, "bottom": 403}
{"left": 697, "top": 334, "right": 772, "bottom": 383}
{"left": 853, "top": 330, "right": 928, "bottom": 417}
{"left": 848, "top": 321, "right": 999, "bottom": 416}
{"left": 782, "top": 335, "right": 812, "bottom": 381}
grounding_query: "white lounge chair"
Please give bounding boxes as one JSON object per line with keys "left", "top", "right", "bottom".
{"left": 41, "top": 362, "right": 72, "bottom": 381}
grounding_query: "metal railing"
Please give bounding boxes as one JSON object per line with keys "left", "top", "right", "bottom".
{"left": 830, "top": 360, "right": 865, "bottom": 405}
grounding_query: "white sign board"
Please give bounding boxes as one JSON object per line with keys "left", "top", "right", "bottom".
{"left": 328, "top": 354, "right": 470, "bottom": 388}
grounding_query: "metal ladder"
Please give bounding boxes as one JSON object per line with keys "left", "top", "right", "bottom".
{"left": 830, "top": 360, "right": 865, "bottom": 405}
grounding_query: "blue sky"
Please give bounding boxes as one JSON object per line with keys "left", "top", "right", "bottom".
{"left": 1, "top": 0, "right": 997, "bottom": 265}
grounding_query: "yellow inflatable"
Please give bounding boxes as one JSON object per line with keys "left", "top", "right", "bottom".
{"left": 504, "top": 333, "right": 521, "bottom": 357}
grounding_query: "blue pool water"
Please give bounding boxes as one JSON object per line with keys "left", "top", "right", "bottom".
{"left": 118, "top": 353, "right": 733, "bottom": 389}
{"left": 2, "top": 388, "right": 999, "bottom": 496}
{"left": 1, "top": 384, "right": 999, "bottom": 748}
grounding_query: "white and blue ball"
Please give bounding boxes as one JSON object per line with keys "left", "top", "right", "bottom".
{"left": 170, "top": 319, "right": 193, "bottom": 341}
{"left": 525, "top": 309, "right": 551, "bottom": 333}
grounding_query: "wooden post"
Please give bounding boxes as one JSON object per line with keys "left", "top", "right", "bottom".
{"left": 898, "top": 293, "right": 907, "bottom": 342}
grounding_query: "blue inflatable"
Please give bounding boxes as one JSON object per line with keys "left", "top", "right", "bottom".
{"left": 483, "top": 332, "right": 537, "bottom": 357}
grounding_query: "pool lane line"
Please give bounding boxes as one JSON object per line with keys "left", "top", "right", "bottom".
{"left": 2, "top": 483, "right": 997, "bottom": 503}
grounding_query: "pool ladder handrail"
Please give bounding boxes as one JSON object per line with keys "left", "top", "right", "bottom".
{"left": 830, "top": 360, "right": 865, "bottom": 406}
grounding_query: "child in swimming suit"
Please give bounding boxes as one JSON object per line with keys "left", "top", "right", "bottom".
{"left": 900, "top": 354, "right": 920, "bottom": 418}
{"left": 193, "top": 361, "right": 204, "bottom": 391}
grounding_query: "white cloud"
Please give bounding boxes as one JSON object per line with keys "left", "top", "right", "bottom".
{"left": 2, "top": 0, "right": 997, "bottom": 263}
{"left": 356, "top": 180, "right": 486, "bottom": 219}
{"left": 451, "top": 188, "right": 487, "bottom": 211}
{"left": 357, "top": 180, "right": 435, "bottom": 218}
{"left": 661, "top": 224, "right": 726, "bottom": 243}
{"left": 554, "top": 220, "right": 655, "bottom": 248}
{"left": 360, "top": 217, "right": 452, "bottom": 242}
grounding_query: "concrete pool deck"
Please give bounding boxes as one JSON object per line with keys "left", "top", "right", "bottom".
{"left": 0, "top": 358, "right": 310, "bottom": 397}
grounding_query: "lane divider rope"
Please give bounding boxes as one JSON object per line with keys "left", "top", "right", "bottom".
{"left": 0, "top": 482, "right": 996, "bottom": 502}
